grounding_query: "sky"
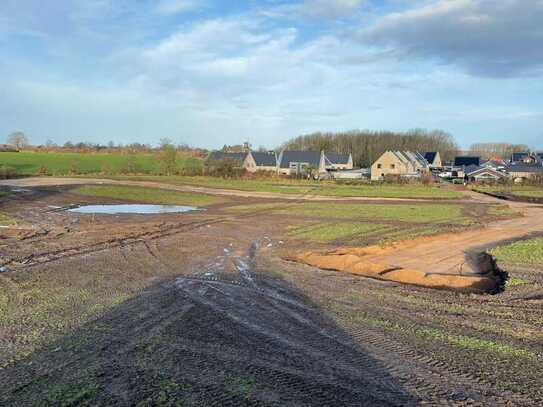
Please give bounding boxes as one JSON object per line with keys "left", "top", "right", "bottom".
{"left": 1, "top": 0, "right": 542, "bottom": 149}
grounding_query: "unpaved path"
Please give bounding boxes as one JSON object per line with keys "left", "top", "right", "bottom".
{"left": 0, "top": 176, "right": 454, "bottom": 202}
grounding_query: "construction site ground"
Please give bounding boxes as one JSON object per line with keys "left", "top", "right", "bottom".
{"left": 1, "top": 178, "right": 542, "bottom": 406}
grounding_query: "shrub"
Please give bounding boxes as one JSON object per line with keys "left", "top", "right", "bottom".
{"left": 35, "top": 165, "right": 48, "bottom": 176}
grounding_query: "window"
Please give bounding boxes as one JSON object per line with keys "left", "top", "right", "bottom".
{"left": 390, "top": 164, "right": 395, "bottom": 169}
{"left": 377, "top": 164, "right": 382, "bottom": 169}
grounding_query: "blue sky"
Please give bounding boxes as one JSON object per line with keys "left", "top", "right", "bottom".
{"left": 1, "top": 0, "right": 542, "bottom": 149}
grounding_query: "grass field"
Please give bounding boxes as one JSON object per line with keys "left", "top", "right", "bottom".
{"left": 490, "top": 237, "right": 543, "bottom": 265}
{"left": 228, "top": 202, "right": 471, "bottom": 224}
{"left": 0, "top": 151, "right": 202, "bottom": 176}
{"left": 70, "top": 185, "right": 222, "bottom": 206}
{"left": 288, "top": 222, "right": 389, "bottom": 242}
{"left": 110, "top": 175, "right": 463, "bottom": 199}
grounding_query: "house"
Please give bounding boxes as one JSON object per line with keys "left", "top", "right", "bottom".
{"left": 465, "top": 166, "right": 507, "bottom": 183}
{"left": 454, "top": 156, "right": 480, "bottom": 167}
{"left": 481, "top": 158, "right": 507, "bottom": 170}
{"left": 207, "top": 151, "right": 248, "bottom": 165}
{"left": 371, "top": 151, "right": 429, "bottom": 181}
{"left": 243, "top": 151, "right": 277, "bottom": 173}
{"left": 423, "top": 152, "right": 442, "bottom": 168}
{"left": 277, "top": 151, "right": 327, "bottom": 176}
{"left": 506, "top": 164, "right": 543, "bottom": 182}
{"left": 510, "top": 152, "right": 539, "bottom": 164}
{"left": 324, "top": 153, "right": 354, "bottom": 171}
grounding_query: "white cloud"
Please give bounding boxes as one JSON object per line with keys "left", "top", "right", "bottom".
{"left": 155, "top": 0, "right": 203, "bottom": 15}
{"left": 300, "top": 0, "right": 364, "bottom": 17}
{"left": 357, "top": 0, "right": 543, "bottom": 77}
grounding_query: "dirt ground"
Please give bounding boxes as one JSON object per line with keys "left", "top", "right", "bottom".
{"left": 1, "top": 180, "right": 542, "bottom": 406}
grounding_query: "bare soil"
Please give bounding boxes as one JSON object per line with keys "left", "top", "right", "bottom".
{"left": 0, "top": 181, "right": 542, "bottom": 406}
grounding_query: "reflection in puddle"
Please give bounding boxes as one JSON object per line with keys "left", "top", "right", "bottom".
{"left": 68, "top": 204, "right": 200, "bottom": 215}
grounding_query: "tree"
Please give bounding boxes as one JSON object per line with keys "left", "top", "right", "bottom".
{"left": 7, "top": 131, "right": 28, "bottom": 149}
{"left": 158, "top": 143, "right": 178, "bottom": 175}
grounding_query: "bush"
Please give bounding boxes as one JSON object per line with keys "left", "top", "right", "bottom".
{"left": 36, "top": 165, "right": 48, "bottom": 176}
{"left": 0, "top": 166, "right": 17, "bottom": 179}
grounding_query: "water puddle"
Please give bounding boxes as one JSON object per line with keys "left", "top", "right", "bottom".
{"left": 67, "top": 204, "right": 200, "bottom": 215}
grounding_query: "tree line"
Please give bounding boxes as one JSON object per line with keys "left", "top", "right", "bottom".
{"left": 468, "top": 143, "right": 531, "bottom": 160}
{"left": 280, "top": 129, "right": 459, "bottom": 167}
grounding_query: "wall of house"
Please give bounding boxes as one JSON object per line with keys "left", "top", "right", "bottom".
{"left": 371, "top": 152, "right": 406, "bottom": 180}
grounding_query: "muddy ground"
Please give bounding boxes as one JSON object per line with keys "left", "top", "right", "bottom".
{"left": 1, "top": 185, "right": 542, "bottom": 406}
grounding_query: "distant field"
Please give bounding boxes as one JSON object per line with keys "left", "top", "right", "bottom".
{"left": 70, "top": 185, "right": 222, "bottom": 206}
{"left": 0, "top": 151, "right": 202, "bottom": 176}
{"left": 491, "top": 237, "right": 543, "bottom": 265}
{"left": 110, "top": 176, "right": 463, "bottom": 199}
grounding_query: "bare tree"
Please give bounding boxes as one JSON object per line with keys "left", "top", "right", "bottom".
{"left": 7, "top": 131, "right": 28, "bottom": 150}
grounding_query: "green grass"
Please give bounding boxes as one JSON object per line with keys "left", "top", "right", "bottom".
{"left": 288, "top": 222, "right": 389, "bottom": 242}
{"left": 228, "top": 202, "right": 470, "bottom": 224}
{"left": 0, "top": 151, "right": 202, "bottom": 176}
{"left": 0, "top": 212, "right": 15, "bottom": 226}
{"left": 70, "top": 185, "right": 222, "bottom": 206}
{"left": 108, "top": 176, "right": 462, "bottom": 199}
{"left": 490, "top": 237, "right": 543, "bottom": 265}
{"left": 332, "top": 307, "right": 537, "bottom": 360}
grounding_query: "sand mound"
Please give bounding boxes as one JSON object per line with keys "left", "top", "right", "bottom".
{"left": 288, "top": 248, "right": 503, "bottom": 294}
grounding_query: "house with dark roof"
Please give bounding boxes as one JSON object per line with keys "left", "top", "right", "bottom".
{"left": 454, "top": 156, "right": 480, "bottom": 167}
{"left": 207, "top": 151, "right": 248, "bottom": 165}
{"left": 506, "top": 163, "right": 543, "bottom": 181}
{"left": 277, "top": 151, "right": 326, "bottom": 176}
{"left": 371, "top": 151, "right": 429, "bottom": 181}
{"left": 510, "top": 152, "right": 534, "bottom": 164}
{"left": 324, "top": 153, "right": 353, "bottom": 171}
{"left": 423, "top": 152, "right": 442, "bottom": 168}
{"left": 244, "top": 151, "right": 277, "bottom": 172}
{"left": 465, "top": 166, "right": 506, "bottom": 183}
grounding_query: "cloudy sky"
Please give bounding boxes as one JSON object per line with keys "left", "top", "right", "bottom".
{"left": 1, "top": 0, "right": 542, "bottom": 149}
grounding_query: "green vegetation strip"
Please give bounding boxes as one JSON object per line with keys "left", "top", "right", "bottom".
{"left": 334, "top": 307, "right": 537, "bottom": 360}
{"left": 0, "top": 212, "right": 15, "bottom": 226}
{"left": 70, "top": 185, "right": 222, "bottom": 206}
{"left": 110, "top": 176, "right": 463, "bottom": 199}
{"left": 288, "top": 222, "right": 389, "bottom": 242}
{"left": 474, "top": 185, "right": 543, "bottom": 199}
{"left": 0, "top": 151, "right": 202, "bottom": 176}
{"left": 490, "top": 237, "right": 543, "bottom": 265}
{"left": 228, "top": 202, "right": 471, "bottom": 224}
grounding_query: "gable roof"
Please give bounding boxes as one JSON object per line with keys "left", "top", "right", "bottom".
{"left": 250, "top": 152, "right": 277, "bottom": 167}
{"left": 394, "top": 151, "right": 428, "bottom": 167}
{"left": 279, "top": 151, "right": 321, "bottom": 168}
{"left": 511, "top": 152, "right": 530, "bottom": 162}
{"left": 466, "top": 166, "right": 506, "bottom": 178}
{"left": 423, "top": 152, "right": 437, "bottom": 164}
{"left": 208, "top": 151, "right": 248, "bottom": 162}
{"left": 454, "top": 156, "right": 480, "bottom": 167}
{"left": 506, "top": 164, "right": 543, "bottom": 173}
{"left": 325, "top": 152, "right": 351, "bottom": 165}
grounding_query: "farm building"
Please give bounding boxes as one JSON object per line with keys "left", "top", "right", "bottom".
{"left": 0, "top": 144, "right": 19, "bottom": 152}
{"left": 277, "top": 151, "right": 326, "bottom": 176}
{"left": 244, "top": 151, "right": 277, "bottom": 173}
{"left": 423, "top": 152, "right": 442, "bottom": 168}
{"left": 371, "top": 151, "right": 429, "bottom": 181}
{"left": 465, "top": 166, "right": 507, "bottom": 183}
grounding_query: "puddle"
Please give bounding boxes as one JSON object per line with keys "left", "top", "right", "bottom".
{"left": 67, "top": 204, "right": 200, "bottom": 215}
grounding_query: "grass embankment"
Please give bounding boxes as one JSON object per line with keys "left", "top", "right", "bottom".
{"left": 110, "top": 176, "right": 463, "bottom": 199}
{"left": 0, "top": 151, "right": 202, "bottom": 176}
{"left": 70, "top": 185, "right": 222, "bottom": 207}
{"left": 490, "top": 237, "right": 543, "bottom": 265}
{"left": 474, "top": 185, "right": 543, "bottom": 198}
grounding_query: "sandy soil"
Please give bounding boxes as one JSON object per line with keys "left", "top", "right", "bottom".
{"left": 0, "top": 181, "right": 542, "bottom": 405}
